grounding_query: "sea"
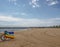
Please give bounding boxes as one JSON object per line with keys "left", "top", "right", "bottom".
{"left": 0, "top": 27, "right": 28, "bottom": 32}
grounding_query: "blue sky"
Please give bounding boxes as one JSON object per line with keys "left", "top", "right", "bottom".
{"left": 0, "top": 0, "right": 60, "bottom": 27}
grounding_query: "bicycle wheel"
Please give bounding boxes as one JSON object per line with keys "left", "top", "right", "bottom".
{"left": 1, "top": 35, "right": 6, "bottom": 41}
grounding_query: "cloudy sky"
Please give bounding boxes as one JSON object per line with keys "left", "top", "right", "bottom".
{"left": 0, "top": 0, "right": 60, "bottom": 27}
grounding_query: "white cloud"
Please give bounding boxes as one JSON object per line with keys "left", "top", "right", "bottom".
{"left": 29, "top": 0, "right": 40, "bottom": 8}
{"left": 0, "top": 15, "right": 22, "bottom": 21}
{"left": 46, "top": 0, "right": 58, "bottom": 6}
{"left": 0, "top": 15, "right": 60, "bottom": 27}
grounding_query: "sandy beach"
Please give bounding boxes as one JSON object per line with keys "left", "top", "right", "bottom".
{"left": 0, "top": 28, "right": 60, "bottom": 47}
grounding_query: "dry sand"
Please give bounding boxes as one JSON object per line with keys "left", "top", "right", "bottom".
{"left": 0, "top": 28, "right": 60, "bottom": 47}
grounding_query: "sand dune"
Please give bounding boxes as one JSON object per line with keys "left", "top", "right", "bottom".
{"left": 0, "top": 28, "right": 60, "bottom": 47}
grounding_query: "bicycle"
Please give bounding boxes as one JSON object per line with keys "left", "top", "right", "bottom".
{"left": 0, "top": 31, "right": 15, "bottom": 41}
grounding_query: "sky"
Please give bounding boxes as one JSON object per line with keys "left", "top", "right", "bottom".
{"left": 0, "top": 0, "right": 60, "bottom": 27}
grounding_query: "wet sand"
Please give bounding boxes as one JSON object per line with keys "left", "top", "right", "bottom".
{"left": 0, "top": 28, "right": 60, "bottom": 47}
